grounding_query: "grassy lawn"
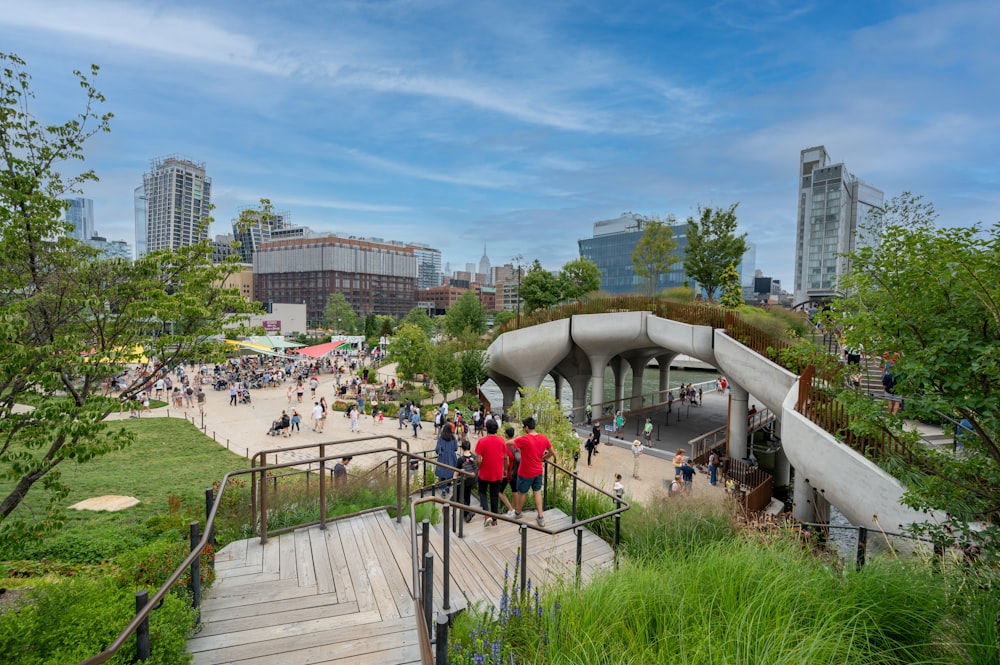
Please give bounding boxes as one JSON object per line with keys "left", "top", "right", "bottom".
{"left": 0, "top": 417, "right": 246, "bottom": 565}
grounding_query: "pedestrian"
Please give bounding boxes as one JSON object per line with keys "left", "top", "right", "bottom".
{"left": 184, "top": 384, "right": 194, "bottom": 408}
{"left": 398, "top": 401, "right": 409, "bottom": 430}
{"left": 229, "top": 382, "right": 238, "bottom": 406}
{"left": 296, "top": 380, "right": 304, "bottom": 403}
{"left": 673, "top": 448, "right": 685, "bottom": 478}
{"left": 475, "top": 419, "right": 507, "bottom": 526}
{"left": 585, "top": 403, "right": 592, "bottom": 425}
{"left": 458, "top": 440, "right": 478, "bottom": 523}
{"left": 319, "top": 396, "right": 329, "bottom": 432}
{"left": 679, "top": 458, "right": 697, "bottom": 493}
{"left": 592, "top": 420, "right": 603, "bottom": 448}
{"left": 410, "top": 405, "right": 421, "bottom": 438}
{"left": 882, "top": 368, "right": 902, "bottom": 414}
{"left": 631, "top": 439, "right": 643, "bottom": 479}
{"left": 513, "top": 416, "right": 556, "bottom": 527}
{"left": 140, "top": 391, "right": 152, "bottom": 415}
{"left": 290, "top": 408, "right": 301, "bottom": 433}
{"left": 309, "top": 376, "right": 318, "bottom": 399}
{"left": 434, "top": 423, "right": 458, "bottom": 497}
{"left": 584, "top": 432, "right": 597, "bottom": 466}
{"left": 311, "top": 401, "right": 323, "bottom": 432}
{"left": 498, "top": 425, "right": 518, "bottom": 516}
{"left": 196, "top": 387, "right": 206, "bottom": 415}
{"left": 708, "top": 450, "right": 720, "bottom": 486}
{"left": 613, "top": 473, "right": 624, "bottom": 500}
{"left": 286, "top": 385, "right": 293, "bottom": 404}
{"left": 614, "top": 411, "right": 624, "bottom": 436}
{"left": 350, "top": 405, "right": 360, "bottom": 433}
{"left": 643, "top": 417, "right": 653, "bottom": 445}
{"left": 333, "top": 456, "right": 351, "bottom": 488}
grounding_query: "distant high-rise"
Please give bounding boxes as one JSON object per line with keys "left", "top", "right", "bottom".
{"left": 64, "top": 197, "right": 94, "bottom": 241}
{"left": 793, "top": 146, "right": 884, "bottom": 304}
{"left": 133, "top": 185, "right": 146, "bottom": 259}
{"left": 478, "top": 244, "right": 491, "bottom": 284}
{"left": 232, "top": 207, "right": 291, "bottom": 264}
{"left": 412, "top": 245, "right": 443, "bottom": 291}
{"left": 579, "top": 213, "right": 692, "bottom": 294}
{"left": 139, "top": 156, "right": 212, "bottom": 257}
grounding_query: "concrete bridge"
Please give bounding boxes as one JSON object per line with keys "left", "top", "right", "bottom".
{"left": 486, "top": 311, "right": 943, "bottom": 534}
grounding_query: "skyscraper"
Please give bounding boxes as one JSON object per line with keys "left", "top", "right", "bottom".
{"left": 793, "top": 146, "right": 884, "bottom": 304}
{"left": 133, "top": 185, "right": 146, "bottom": 260}
{"left": 64, "top": 197, "right": 94, "bottom": 241}
{"left": 231, "top": 207, "right": 291, "bottom": 264}
{"left": 138, "top": 156, "right": 212, "bottom": 257}
{"left": 478, "top": 244, "right": 491, "bottom": 284}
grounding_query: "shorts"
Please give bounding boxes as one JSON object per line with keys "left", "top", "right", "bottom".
{"left": 516, "top": 474, "right": 542, "bottom": 494}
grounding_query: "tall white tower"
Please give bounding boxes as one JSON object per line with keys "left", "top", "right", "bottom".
{"left": 140, "top": 156, "right": 212, "bottom": 256}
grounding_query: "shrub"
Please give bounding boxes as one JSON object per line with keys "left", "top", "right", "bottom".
{"left": 114, "top": 536, "right": 215, "bottom": 590}
{"left": 0, "top": 576, "right": 196, "bottom": 665}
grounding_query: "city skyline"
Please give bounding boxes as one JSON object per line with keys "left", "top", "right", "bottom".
{"left": 1, "top": 1, "right": 997, "bottom": 286}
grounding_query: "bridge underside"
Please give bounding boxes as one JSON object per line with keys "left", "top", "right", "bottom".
{"left": 486, "top": 311, "right": 944, "bottom": 535}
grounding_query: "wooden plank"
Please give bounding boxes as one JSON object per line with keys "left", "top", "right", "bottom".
{"left": 214, "top": 538, "right": 248, "bottom": 565}
{"left": 278, "top": 530, "right": 297, "bottom": 581}
{"left": 201, "top": 592, "right": 353, "bottom": 623}
{"left": 294, "top": 528, "right": 317, "bottom": 588}
{"left": 338, "top": 517, "right": 377, "bottom": 613}
{"left": 196, "top": 598, "right": 359, "bottom": 637}
{"left": 324, "top": 521, "right": 356, "bottom": 604}
{"left": 309, "top": 527, "right": 337, "bottom": 595}
{"left": 201, "top": 573, "right": 282, "bottom": 597}
{"left": 262, "top": 534, "right": 281, "bottom": 574}
{"left": 214, "top": 564, "right": 270, "bottom": 581}
{"left": 201, "top": 582, "right": 317, "bottom": 612}
{"left": 348, "top": 513, "right": 401, "bottom": 620}
{"left": 244, "top": 539, "right": 264, "bottom": 569}
{"left": 360, "top": 513, "right": 414, "bottom": 618}
{"left": 188, "top": 609, "right": 384, "bottom": 663}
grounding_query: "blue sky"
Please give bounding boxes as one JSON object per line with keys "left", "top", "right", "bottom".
{"left": 1, "top": 0, "right": 998, "bottom": 287}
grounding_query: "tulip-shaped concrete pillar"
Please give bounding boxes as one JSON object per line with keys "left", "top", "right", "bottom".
{"left": 655, "top": 353, "right": 674, "bottom": 401}
{"left": 610, "top": 356, "right": 628, "bottom": 414}
{"left": 793, "top": 472, "right": 815, "bottom": 522}
{"left": 728, "top": 383, "right": 749, "bottom": 460}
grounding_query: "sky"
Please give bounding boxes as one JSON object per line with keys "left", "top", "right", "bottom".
{"left": 1, "top": 0, "right": 998, "bottom": 287}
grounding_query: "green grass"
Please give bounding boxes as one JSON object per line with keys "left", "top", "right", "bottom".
{"left": 0, "top": 417, "right": 246, "bottom": 564}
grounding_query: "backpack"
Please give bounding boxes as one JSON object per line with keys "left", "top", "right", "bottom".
{"left": 506, "top": 442, "right": 521, "bottom": 477}
{"left": 460, "top": 453, "right": 478, "bottom": 476}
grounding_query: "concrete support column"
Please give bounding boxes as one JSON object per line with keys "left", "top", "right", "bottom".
{"left": 773, "top": 446, "right": 791, "bottom": 489}
{"left": 610, "top": 357, "right": 627, "bottom": 414}
{"left": 793, "top": 471, "right": 814, "bottom": 522}
{"left": 586, "top": 354, "right": 610, "bottom": 419}
{"left": 655, "top": 354, "right": 673, "bottom": 401}
{"left": 493, "top": 376, "right": 520, "bottom": 413}
{"left": 628, "top": 359, "right": 645, "bottom": 410}
{"left": 567, "top": 374, "right": 591, "bottom": 423}
{"left": 728, "top": 383, "right": 749, "bottom": 460}
{"left": 552, "top": 373, "right": 563, "bottom": 404}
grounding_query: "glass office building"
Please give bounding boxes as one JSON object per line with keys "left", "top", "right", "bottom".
{"left": 578, "top": 214, "right": 691, "bottom": 294}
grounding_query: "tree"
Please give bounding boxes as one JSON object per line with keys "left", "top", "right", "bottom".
{"left": 491, "top": 309, "right": 514, "bottom": 330}
{"left": 825, "top": 195, "right": 1000, "bottom": 557}
{"left": 443, "top": 290, "right": 486, "bottom": 338}
{"left": 429, "top": 343, "right": 461, "bottom": 398}
{"left": 323, "top": 292, "right": 357, "bottom": 333}
{"left": 0, "top": 54, "right": 259, "bottom": 539}
{"left": 683, "top": 204, "right": 747, "bottom": 301}
{"left": 520, "top": 260, "right": 562, "bottom": 313}
{"left": 718, "top": 262, "right": 744, "bottom": 309}
{"left": 559, "top": 258, "right": 601, "bottom": 303}
{"left": 632, "top": 217, "right": 678, "bottom": 296}
{"left": 458, "top": 348, "right": 489, "bottom": 395}
{"left": 389, "top": 323, "right": 431, "bottom": 379}
{"left": 511, "top": 387, "right": 577, "bottom": 460}
{"left": 402, "top": 306, "right": 435, "bottom": 338}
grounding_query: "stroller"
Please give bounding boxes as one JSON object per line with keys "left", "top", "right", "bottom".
{"left": 214, "top": 378, "right": 228, "bottom": 391}
{"left": 240, "top": 389, "right": 252, "bottom": 405}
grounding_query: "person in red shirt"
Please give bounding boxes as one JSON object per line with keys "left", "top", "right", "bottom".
{"left": 513, "top": 416, "right": 556, "bottom": 527}
{"left": 474, "top": 419, "right": 508, "bottom": 527}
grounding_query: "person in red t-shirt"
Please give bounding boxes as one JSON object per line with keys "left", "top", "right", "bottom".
{"left": 513, "top": 416, "right": 556, "bottom": 527}
{"left": 474, "top": 419, "right": 508, "bottom": 527}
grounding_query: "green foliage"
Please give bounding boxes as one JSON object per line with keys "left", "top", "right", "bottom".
{"left": 0, "top": 576, "right": 196, "bottom": 665}
{"left": 632, "top": 216, "right": 679, "bottom": 296}
{"left": 401, "top": 306, "right": 435, "bottom": 337}
{"left": 491, "top": 309, "right": 514, "bottom": 329}
{"left": 826, "top": 199, "right": 1000, "bottom": 555}
{"left": 520, "top": 260, "right": 562, "bottom": 313}
{"left": 683, "top": 203, "right": 747, "bottom": 301}
{"left": 429, "top": 343, "right": 461, "bottom": 397}
{"left": 389, "top": 323, "right": 432, "bottom": 379}
{"left": 322, "top": 292, "right": 358, "bottom": 333}
{"left": 0, "top": 53, "right": 259, "bottom": 539}
{"left": 719, "top": 261, "right": 744, "bottom": 309}
{"left": 559, "top": 257, "right": 601, "bottom": 303}
{"left": 443, "top": 291, "right": 487, "bottom": 338}
{"left": 510, "top": 387, "right": 576, "bottom": 460}
{"left": 457, "top": 348, "right": 489, "bottom": 395}
{"left": 114, "top": 536, "right": 214, "bottom": 589}
{"left": 661, "top": 285, "right": 695, "bottom": 301}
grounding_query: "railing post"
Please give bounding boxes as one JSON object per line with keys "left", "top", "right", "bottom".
{"left": 189, "top": 521, "right": 201, "bottom": 623}
{"left": 422, "top": 552, "right": 434, "bottom": 636}
{"left": 319, "top": 444, "right": 327, "bottom": 531}
{"left": 204, "top": 487, "right": 215, "bottom": 556}
{"left": 421, "top": 519, "right": 430, "bottom": 561}
{"left": 856, "top": 526, "right": 867, "bottom": 570}
{"left": 250, "top": 455, "right": 258, "bottom": 535}
{"left": 520, "top": 525, "right": 528, "bottom": 595}
{"left": 135, "top": 589, "right": 151, "bottom": 661}
{"left": 442, "top": 504, "right": 452, "bottom": 613}
{"left": 396, "top": 445, "right": 403, "bottom": 524}
{"left": 260, "top": 466, "right": 269, "bottom": 544}
{"left": 613, "top": 505, "right": 622, "bottom": 570}
{"left": 575, "top": 528, "right": 583, "bottom": 587}
{"left": 434, "top": 612, "right": 450, "bottom": 665}
{"left": 571, "top": 473, "right": 578, "bottom": 522}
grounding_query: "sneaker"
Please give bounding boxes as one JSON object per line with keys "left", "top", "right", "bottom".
{"left": 514, "top": 512, "right": 523, "bottom": 519}
{"left": 483, "top": 517, "right": 493, "bottom": 528}
{"left": 536, "top": 516, "right": 545, "bottom": 527}
{"left": 505, "top": 510, "right": 516, "bottom": 518}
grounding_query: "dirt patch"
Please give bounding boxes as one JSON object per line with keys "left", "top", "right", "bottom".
{"left": 0, "top": 587, "right": 32, "bottom": 615}
{"left": 70, "top": 495, "right": 140, "bottom": 512}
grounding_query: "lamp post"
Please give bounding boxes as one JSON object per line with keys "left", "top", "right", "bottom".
{"left": 512, "top": 254, "right": 523, "bottom": 329}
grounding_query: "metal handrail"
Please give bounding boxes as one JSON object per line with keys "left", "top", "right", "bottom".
{"left": 408, "top": 458, "right": 632, "bottom": 663}
{"left": 76, "top": 438, "right": 468, "bottom": 665}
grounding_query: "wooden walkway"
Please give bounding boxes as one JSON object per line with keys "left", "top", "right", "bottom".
{"left": 189, "top": 508, "right": 614, "bottom": 664}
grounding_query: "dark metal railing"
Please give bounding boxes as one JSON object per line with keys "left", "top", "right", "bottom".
{"left": 409, "top": 458, "right": 631, "bottom": 665}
